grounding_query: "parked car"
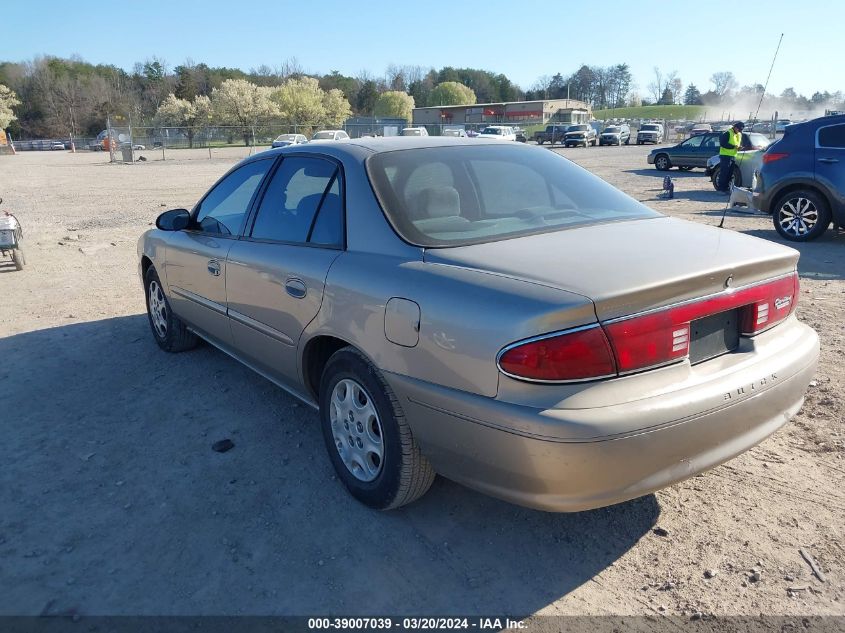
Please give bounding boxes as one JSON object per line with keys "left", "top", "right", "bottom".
{"left": 636, "top": 123, "right": 664, "bottom": 144}
{"left": 50, "top": 142, "right": 65, "bottom": 150}
{"left": 599, "top": 125, "right": 631, "bottom": 146}
{"left": 442, "top": 128, "right": 467, "bottom": 138}
{"left": 311, "top": 130, "right": 350, "bottom": 142}
{"left": 512, "top": 127, "right": 527, "bottom": 143}
{"left": 775, "top": 120, "right": 792, "bottom": 133}
{"left": 272, "top": 133, "right": 308, "bottom": 148}
{"left": 689, "top": 124, "right": 712, "bottom": 136}
{"left": 564, "top": 124, "right": 598, "bottom": 147}
{"left": 648, "top": 132, "right": 721, "bottom": 170}
{"left": 401, "top": 127, "right": 429, "bottom": 137}
{"left": 704, "top": 133, "right": 773, "bottom": 189}
{"left": 753, "top": 114, "right": 845, "bottom": 241}
{"left": 534, "top": 124, "right": 570, "bottom": 145}
{"left": 138, "top": 138, "right": 818, "bottom": 512}
{"left": 477, "top": 125, "right": 516, "bottom": 141}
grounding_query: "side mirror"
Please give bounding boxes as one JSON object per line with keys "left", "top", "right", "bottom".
{"left": 156, "top": 208, "right": 191, "bottom": 231}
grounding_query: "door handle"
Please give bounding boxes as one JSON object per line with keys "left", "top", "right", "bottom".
{"left": 818, "top": 157, "right": 839, "bottom": 164}
{"left": 285, "top": 278, "right": 307, "bottom": 299}
{"left": 207, "top": 259, "right": 221, "bottom": 276}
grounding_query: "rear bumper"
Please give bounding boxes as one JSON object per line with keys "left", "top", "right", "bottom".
{"left": 387, "top": 319, "right": 818, "bottom": 511}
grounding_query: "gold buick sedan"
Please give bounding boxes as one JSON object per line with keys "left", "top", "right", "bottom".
{"left": 138, "top": 137, "right": 819, "bottom": 511}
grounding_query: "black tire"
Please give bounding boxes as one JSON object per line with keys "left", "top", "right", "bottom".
{"left": 710, "top": 165, "right": 742, "bottom": 190}
{"left": 772, "top": 189, "right": 832, "bottom": 242}
{"left": 625, "top": 137, "right": 630, "bottom": 145}
{"left": 654, "top": 154, "right": 671, "bottom": 171}
{"left": 537, "top": 139, "right": 544, "bottom": 145}
{"left": 12, "top": 247, "right": 25, "bottom": 271}
{"left": 144, "top": 266, "right": 198, "bottom": 352}
{"left": 319, "top": 347, "right": 435, "bottom": 510}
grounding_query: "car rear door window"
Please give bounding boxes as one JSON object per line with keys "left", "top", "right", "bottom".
{"left": 195, "top": 159, "right": 273, "bottom": 236}
{"left": 251, "top": 157, "right": 342, "bottom": 246}
{"left": 818, "top": 124, "right": 845, "bottom": 148}
{"left": 680, "top": 136, "right": 704, "bottom": 148}
{"left": 700, "top": 135, "right": 720, "bottom": 150}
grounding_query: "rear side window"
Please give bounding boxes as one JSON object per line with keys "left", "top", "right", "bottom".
{"left": 250, "top": 157, "right": 342, "bottom": 246}
{"left": 195, "top": 159, "right": 273, "bottom": 236}
{"left": 818, "top": 124, "right": 845, "bottom": 148}
{"left": 367, "top": 144, "right": 659, "bottom": 247}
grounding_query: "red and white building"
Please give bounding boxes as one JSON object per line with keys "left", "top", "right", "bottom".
{"left": 412, "top": 98, "right": 591, "bottom": 128}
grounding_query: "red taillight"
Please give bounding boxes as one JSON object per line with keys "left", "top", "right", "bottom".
{"left": 499, "top": 273, "right": 799, "bottom": 382}
{"left": 763, "top": 152, "right": 789, "bottom": 164}
{"left": 498, "top": 326, "right": 617, "bottom": 381}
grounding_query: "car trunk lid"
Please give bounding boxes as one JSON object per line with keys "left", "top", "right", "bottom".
{"left": 424, "top": 217, "right": 798, "bottom": 322}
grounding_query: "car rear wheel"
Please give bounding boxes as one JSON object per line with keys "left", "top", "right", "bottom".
{"left": 537, "top": 139, "right": 544, "bottom": 145}
{"left": 709, "top": 165, "right": 742, "bottom": 190}
{"left": 319, "top": 347, "right": 435, "bottom": 510}
{"left": 772, "top": 190, "right": 831, "bottom": 242}
{"left": 654, "top": 154, "right": 671, "bottom": 171}
{"left": 144, "top": 266, "right": 199, "bottom": 352}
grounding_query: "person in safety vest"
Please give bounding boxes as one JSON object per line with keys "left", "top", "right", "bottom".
{"left": 717, "top": 121, "right": 745, "bottom": 193}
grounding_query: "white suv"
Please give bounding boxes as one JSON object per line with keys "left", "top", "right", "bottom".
{"left": 477, "top": 125, "right": 516, "bottom": 141}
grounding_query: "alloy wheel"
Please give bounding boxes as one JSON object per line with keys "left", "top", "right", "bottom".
{"left": 778, "top": 197, "right": 819, "bottom": 238}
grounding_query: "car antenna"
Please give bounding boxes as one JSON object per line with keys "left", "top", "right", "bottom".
{"left": 753, "top": 33, "right": 784, "bottom": 122}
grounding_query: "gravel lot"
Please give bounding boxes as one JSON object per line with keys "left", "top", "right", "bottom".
{"left": 0, "top": 144, "right": 843, "bottom": 620}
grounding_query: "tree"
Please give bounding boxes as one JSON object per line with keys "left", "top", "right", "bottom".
{"left": 659, "top": 87, "right": 674, "bottom": 105}
{"left": 429, "top": 81, "right": 476, "bottom": 106}
{"left": 154, "top": 93, "right": 212, "bottom": 147}
{"left": 322, "top": 88, "right": 352, "bottom": 127}
{"left": 780, "top": 87, "right": 798, "bottom": 103}
{"left": 710, "top": 71, "right": 738, "bottom": 98}
{"left": 670, "top": 76, "right": 683, "bottom": 105}
{"left": 373, "top": 91, "right": 415, "bottom": 121}
{"left": 0, "top": 84, "right": 20, "bottom": 129}
{"left": 211, "top": 79, "right": 278, "bottom": 145}
{"left": 356, "top": 80, "right": 379, "bottom": 115}
{"left": 684, "top": 84, "right": 702, "bottom": 105}
{"left": 647, "top": 67, "right": 663, "bottom": 104}
{"left": 271, "top": 76, "right": 326, "bottom": 126}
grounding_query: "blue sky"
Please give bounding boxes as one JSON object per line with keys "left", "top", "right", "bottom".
{"left": 3, "top": 0, "right": 840, "bottom": 99}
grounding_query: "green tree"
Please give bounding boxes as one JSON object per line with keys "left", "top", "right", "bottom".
{"left": 373, "top": 91, "right": 415, "bottom": 120}
{"left": 429, "top": 81, "right": 476, "bottom": 106}
{"left": 0, "top": 84, "right": 20, "bottom": 130}
{"left": 356, "top": 80, "right": 379, "bottom": 115}
{"left": 684, "top": 84, "right": 702, "bottom": 105}
{"left": 271, "top": 76, "right": 326, "bottom": 125}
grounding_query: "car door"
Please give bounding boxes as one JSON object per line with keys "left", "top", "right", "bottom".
{"left": 225, "top": 155, "right": 345, "bottom": 388}
{"left": 696, "top": 134, "right": 721, "bottom": 167}
{"left": 815, "top": 123, "right": 845, "bottom": 214}
{"left": 164, "top": 157, "right": 274, "bottom": 347}
{"left": 671, "top": 135, "right": 704, "bottom": 166}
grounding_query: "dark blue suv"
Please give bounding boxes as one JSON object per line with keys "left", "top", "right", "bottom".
{"left": 753, "top": 114, "right": 845, "bottom": 241}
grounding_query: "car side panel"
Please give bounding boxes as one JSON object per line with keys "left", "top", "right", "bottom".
{"left": 300, "top": 253, "right": 598, "bottom": 399}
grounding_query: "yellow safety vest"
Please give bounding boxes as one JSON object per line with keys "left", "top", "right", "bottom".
{"left": 719, "top": 128, "right": 742, "bottom": 157}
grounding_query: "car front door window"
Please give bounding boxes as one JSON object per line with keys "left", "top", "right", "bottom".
{"left": 194, "top": 159, "right": 273, "bottom": 236}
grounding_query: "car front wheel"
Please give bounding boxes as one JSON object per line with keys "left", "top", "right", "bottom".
{"left": 319, "top": 347, "right": 435, "bottom": 510}
{"left": 144, "top": 266, "right": 199, "bottom": 352}
{"left": 772, "top": 189, "right": 831, "bottom": 242}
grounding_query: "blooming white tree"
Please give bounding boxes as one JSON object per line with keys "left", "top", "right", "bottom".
{"left": 322, "top": 88, "right": 352, "bottom": 128}
{"left": 154, "top": 93, "right": 212, "bottom": 147}
{"left": 374, "top": 91, "right": 415, "bottom": 120}
{"left": 211, "top": 79, "right": 279, "bottom": 145}
{"left": 271, "top": 77, "right": 325, "bottom": 127}
{"left": 0, "top": 84, "right": 21, "bottom": 130}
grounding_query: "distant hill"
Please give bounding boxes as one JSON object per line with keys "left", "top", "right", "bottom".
{"left": 592, "top": 105, "right": 708, "bottom": 120}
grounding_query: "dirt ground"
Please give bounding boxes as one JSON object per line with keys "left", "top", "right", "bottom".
{"left": 0, "top": 145, "right": 842, "bottom": 620}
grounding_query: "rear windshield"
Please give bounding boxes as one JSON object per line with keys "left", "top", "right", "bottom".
{"left": 481, "top": 127, "right": 503, "bottom": 135}
{"left": 313, "top": 131, "right": 335, "bottom": 139}
{"left": 366, "top": 144, "right": 659, "bottom": 247}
